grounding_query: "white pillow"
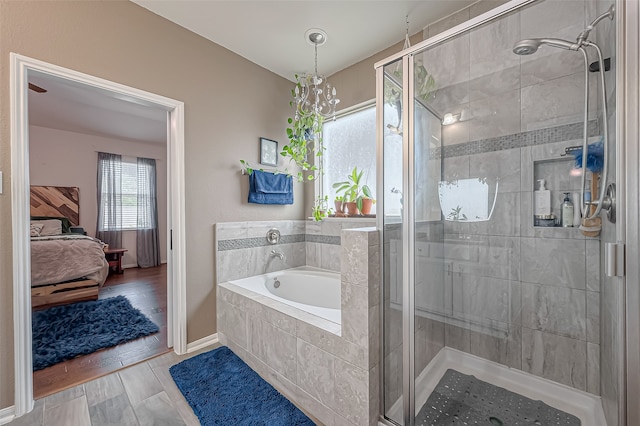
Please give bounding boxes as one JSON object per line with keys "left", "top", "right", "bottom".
{"left": 30, "top": 223, "right": 44, "bottom": 237}
{"left": 31, "top": 219, "right": 62, "bottom": 236}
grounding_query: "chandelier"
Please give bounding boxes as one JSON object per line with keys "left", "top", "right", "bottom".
{"left": 293, "top": 29, "right": 340, "bottom": 122}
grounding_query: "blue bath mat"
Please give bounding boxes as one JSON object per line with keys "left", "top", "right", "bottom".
{"left": 169, "top": 346, "right": 315, "bottom": 426}
{"left": 32, "top": 295, "right": 159, "bottom": 371}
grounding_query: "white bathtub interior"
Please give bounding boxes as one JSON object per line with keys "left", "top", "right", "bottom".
{"left": 228, "top": 266, "right": 341, "bottom": 326}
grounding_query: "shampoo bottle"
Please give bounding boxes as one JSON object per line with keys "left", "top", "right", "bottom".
{"left": 534, "top": 179, "right": 551, "bottom": 216}
{"left": 562, "top": 192, "right": 574, "bottom": 227}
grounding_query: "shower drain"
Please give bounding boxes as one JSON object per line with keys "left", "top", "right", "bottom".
{"left": 416, "top": 369, "right": 581, "bottom": 425}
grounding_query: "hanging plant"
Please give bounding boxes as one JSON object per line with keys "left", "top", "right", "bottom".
{"left": 280, "top": 75, "right": 325, "bottom": 183}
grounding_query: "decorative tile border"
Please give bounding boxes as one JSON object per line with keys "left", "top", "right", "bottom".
{"left": 218, "top": 234, "right": 304, "bottom": 251}
{"left": 305, "top": 234, "right": 341, "bottom": 245}
{"left": 432, "top": 120, "right": 600, "bottom": 159}
{"left": 218, "top": 233, "right": 339, "bottom": 251}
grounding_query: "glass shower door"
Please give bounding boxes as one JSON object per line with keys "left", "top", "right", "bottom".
{"left": 380, "top": 54, "right": 445, "bottom": 425}
{"left": 380, "top": 58, "right": 405, "bottom": 425}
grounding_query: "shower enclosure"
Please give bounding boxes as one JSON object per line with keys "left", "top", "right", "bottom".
{"left": 375, "top": 0, "right": 624, "bottom": 424}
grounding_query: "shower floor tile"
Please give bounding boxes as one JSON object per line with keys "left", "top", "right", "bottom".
{"left": 417, "top": 369, "right": 581, "bottom": 425}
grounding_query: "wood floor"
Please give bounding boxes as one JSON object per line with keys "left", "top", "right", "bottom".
{"left": 11, "top": 344, "right": 219, "bottom": 426}
{"left": 32, "top": 265, "right": 169, "bottom": 400}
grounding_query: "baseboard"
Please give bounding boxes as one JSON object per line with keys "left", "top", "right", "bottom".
{"left": 0, "top": 405, "right": 15, "bottom": 425}
{"left": 186, "top": 333, "right": 219, "bottom": 353}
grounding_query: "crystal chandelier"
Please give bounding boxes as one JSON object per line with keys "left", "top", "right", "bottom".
{"left": 293, "top": 29, "right": 340, "bottom": 122}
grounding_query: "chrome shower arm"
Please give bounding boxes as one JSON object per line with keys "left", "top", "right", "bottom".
{"left": 577, "top": 5, "right": 615, "bottom": 45}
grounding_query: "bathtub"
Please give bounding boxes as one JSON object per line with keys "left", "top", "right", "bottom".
{"left": 228, "top": 266, "right": 341, "bottom": 324}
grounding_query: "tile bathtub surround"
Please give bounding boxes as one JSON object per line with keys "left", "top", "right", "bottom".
{"left": 215, "top": 219, "right": 376, "bottom": 282}
{"left": 215, "top": 220, "right": 307, "bottom": 283}
{"left": 217, "top": 228, "right": 380, "bottom": 426}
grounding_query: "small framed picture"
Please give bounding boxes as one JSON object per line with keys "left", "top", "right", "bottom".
{"left": 260, "top": 137, "right": 278, "bottom": 167}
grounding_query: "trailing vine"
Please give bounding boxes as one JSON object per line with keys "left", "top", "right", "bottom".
{"left": 281, "top": 76, "right": 325, "bottom": 183}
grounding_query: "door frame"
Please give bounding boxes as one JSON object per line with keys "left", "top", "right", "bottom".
{"left": 10, "top": 53, "right": 187, "bottom": 416}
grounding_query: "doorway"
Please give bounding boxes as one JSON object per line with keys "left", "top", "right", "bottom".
{"left": 10, "top": 53, "right": 187, "bottom": 416}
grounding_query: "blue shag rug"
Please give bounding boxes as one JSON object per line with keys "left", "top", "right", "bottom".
{"left": 169, "top": 346, "right": 315, "bottom": 426}
{"left": 32, "top": 295, "right": 159, "bottom": 371}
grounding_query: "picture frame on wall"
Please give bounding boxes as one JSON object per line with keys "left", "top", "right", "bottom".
{"left": 260, "top": 137, "right": 278, "bottom": 167}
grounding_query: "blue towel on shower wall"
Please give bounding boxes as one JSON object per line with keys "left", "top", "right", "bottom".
{"left": 248, "top": 170, "right": 293, "bottom": 205}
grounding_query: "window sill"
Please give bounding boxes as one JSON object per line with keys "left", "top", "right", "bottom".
{"left": 307, "top": 216, "right": 376, "bottom": 222}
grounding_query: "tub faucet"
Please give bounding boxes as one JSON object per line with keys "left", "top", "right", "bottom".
{"left": 270, "top": 249, "right": 285, "bottom": 262}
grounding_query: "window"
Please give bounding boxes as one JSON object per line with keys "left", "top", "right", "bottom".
{"left": 99, "top": 157, "right": 154, "bottom": 230}
{"left": 321, "top": 104, "right": 377, "bottom": 214}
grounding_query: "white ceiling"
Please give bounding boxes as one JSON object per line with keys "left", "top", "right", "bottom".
{"left": 29, "top": 1, "right": 477, "bottom": 144}
{"left": 28, "top": 72, "right": 168, "bottom": 144}
{"left": 131, "top": 0, "right": 477, "bottom": 81}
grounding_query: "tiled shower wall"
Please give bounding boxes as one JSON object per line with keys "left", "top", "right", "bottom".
{"left": 384, "top": 0, "right": 616, "bottom": 412}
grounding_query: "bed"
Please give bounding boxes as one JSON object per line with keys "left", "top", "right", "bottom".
{"left": 30, "top": 186, "right": 109, "bottom": 309}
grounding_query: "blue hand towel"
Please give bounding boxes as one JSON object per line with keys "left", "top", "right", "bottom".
{"left": 248, "top": 170, "right": 293, "bottom": 205}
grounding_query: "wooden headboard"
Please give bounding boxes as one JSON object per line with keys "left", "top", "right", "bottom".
{"left": 30, "top": 186, "right": 79, "bottom": 226}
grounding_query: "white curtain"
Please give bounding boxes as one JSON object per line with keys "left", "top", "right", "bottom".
{"left": 96, "top": 152, "right": 123, "bottom": 249}
{"left": 136, "top": 157, "right": 161, "bottom": 268}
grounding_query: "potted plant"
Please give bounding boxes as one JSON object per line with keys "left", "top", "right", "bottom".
{"left": 334, "top": 195, "right": 345, "bottom": 215}
{"left": 311, "top": 195, "right": 329, "bottom": 221}
{"left": 332, "top": 167, "right": 374, "bottom": 216}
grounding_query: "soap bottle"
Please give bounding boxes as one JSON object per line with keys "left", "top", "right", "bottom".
{"left": 534, "top": 179, "right": 551, "bottom": 216}
{"left": 562, "top": 192, "right": 574, "bottom": 227}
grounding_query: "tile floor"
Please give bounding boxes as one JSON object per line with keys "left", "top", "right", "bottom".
{"left": 10, "top": 344, "right": 221, "bottom": 426}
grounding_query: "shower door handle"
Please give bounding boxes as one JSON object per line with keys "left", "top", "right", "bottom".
{"left": 605, "top": 242, "right": 625, "bottom": 277}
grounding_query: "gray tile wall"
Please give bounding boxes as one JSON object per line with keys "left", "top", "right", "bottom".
{"left": 396, "top": 139, "right": 601, "bottom": 394}
{"left": 217, "top": 228, "right": 380, "bottom": 426}
{"left": 215, "top": 220, "right": 307, "bottom": 283}
{"left": 420, "top": 0, "right": 598, "bottom": 149}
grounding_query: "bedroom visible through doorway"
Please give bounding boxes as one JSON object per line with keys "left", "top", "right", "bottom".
{"left": 27, "top": 70, "right": 169, "bottom": 398}
{"left": 10, "top": 53, "right": 187, "bottom": 417}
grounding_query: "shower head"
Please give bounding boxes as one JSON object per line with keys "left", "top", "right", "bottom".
{"left": 513, "top": 38, "right": 580, "bottom": 55}
{"left": 513, "top": 39, "right": 542, "bottom": 55}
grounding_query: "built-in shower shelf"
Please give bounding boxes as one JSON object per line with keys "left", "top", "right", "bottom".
{"left": 530, "top": 225, "right": 593, "bottom": 239}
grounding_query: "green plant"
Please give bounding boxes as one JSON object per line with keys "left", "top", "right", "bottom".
{"left": 312, "top": 195, "right": 329, "bottom": 221}
{"left": 281, "top": 76, "right": 325, "bottom": 183}
{"left": 334, "top": 195, "right": 343, "bottom": 202}
{"left": 447, "top": 205, "right": 467, "bottom": 221}
{"left": 332, "top": 167, "right": 373, "bottom": 211}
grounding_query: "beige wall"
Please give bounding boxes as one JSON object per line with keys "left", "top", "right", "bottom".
{"left": 29, "top": 125, "right": 169, "bottom": 266}
{"left": 0, "top": 0, "right": 300, "bottom": 409}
